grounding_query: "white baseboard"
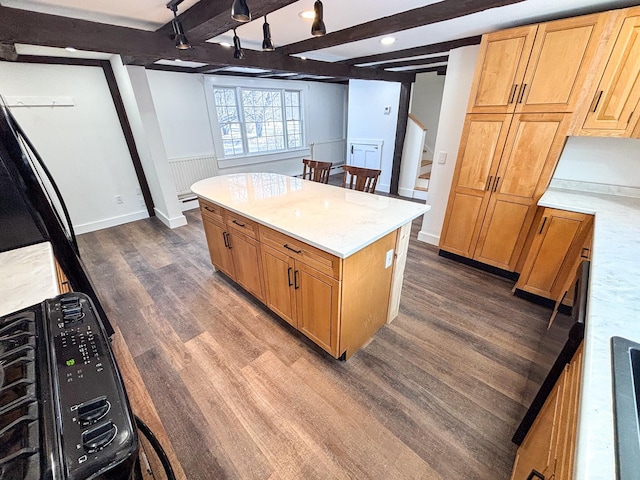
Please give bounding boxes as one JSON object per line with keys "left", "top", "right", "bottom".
{"left": 74, "top": 210, "right": 149, "bottom": 235}
{"left": 376, "top": 182, "right": 391, "bottom": 193}
{"left": 417, "top": 230, "right": 440, "bottom": 246}
{"left": 181, "top": 198, "right": 200, "bottom": 212}
{"left": 397, "top": 187, "right": 415, "bottom": 198}
{"left": 413, "top": 190, "right": 428, "bottom": 201}
{"left": 154, "top": 208, "right": 187, "bottom": 229}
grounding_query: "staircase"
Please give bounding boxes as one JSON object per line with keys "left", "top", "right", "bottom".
{"left": 415, "top": 148, "right": 432, "bottom": 192}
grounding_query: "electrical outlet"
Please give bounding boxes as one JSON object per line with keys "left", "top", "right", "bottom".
{"left": 115, "top": 195, "right": 123, "bottom": 204}
{"left": 437, "top": 151, "right": 447, "bottom": 164}
{"left": 384, "top": 106, "right": 391, "bottom": 115}
{"left": 385, "top": 249, "right": 394, "bottom": 269}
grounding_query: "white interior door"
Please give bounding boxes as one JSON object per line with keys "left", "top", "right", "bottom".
{"left": 349, "top": 141, "right": 382, "bottom": 169}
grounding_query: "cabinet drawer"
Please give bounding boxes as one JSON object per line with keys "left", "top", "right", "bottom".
{"left": 226, "top": 211, "right": 259, "bottom": 239}
{"left": 199, "top": 199, "right": 224, "bottom": 224}
{"left": 260, "top": 226, "right": 342, "bottom": 279}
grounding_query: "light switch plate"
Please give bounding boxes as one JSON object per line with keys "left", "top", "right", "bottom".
{"left": 437, "top": 151, "right": 447, "bottom": 164}
{"left": 385, "top": 249, "right": 394, "bottom": 269}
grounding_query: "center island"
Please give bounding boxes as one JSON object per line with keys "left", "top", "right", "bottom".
{"left": 191, "top": 173, "right": 430, "bottom": 359}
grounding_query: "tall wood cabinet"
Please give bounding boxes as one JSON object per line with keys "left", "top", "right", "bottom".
{"left": 468, "top": 14, "right": 608, "bottom": 114}
{"left": 440, "top": 114, "right": 570, "bottom": 271}
{"left": 442, "top": 11, "right": 610, "bottom": 272}
{"left": 578, "top": 7, "right": 640, "bottom": 137}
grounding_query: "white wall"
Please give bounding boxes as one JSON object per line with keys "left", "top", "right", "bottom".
{"left": 146, "top": 70, "right": 216, "bottom": 160}
{"left": 410, "top": 72, "right": 446, "bottom": 157}
{"left": 124, "top": 64, "right": 186, "bottom": 228}
{"left": 347, "top": 79, "right": 401, "bottom": 193}
{"left": 418, "top": 45, "right": 481, "bottom": 246}
{"left": 0, "top": 61, "right": 148, "bottom": 234}
{"left": 145, "top": 71, "right": 347, "bottom": 179}
{"left": 552, "top": 136, "right": 640, "bottom": 187}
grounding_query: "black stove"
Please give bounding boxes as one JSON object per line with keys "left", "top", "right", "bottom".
{"left": 0, "top": 293, "right": 138, "bottom": 480}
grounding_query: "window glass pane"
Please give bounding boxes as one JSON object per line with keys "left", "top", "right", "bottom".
{"left": 213, "top": 88, "right": 244, "bottom": 156}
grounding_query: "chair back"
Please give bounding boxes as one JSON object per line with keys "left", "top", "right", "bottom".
{"left": 302, "top": 159, "right": 332, "bottom": 184}
{"left": 341, "top": 165, "right": 381, "bottom": 193}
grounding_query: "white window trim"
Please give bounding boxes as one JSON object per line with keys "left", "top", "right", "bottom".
{"left": 204, "top": 75, "right": 311, "bottom": 168}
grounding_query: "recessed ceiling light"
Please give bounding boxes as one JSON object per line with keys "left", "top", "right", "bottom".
{"left": 300, "top": 56, "right": 307, "bottom": 60}
{"left": 65, "top": 47, "right": 77, "bottom": 52}
{"left": 299, "top": 10, "right": 315, "bottom": 20}
{"left": 175, "top": 58, "right": 183, "bottom": 62}
{"left": 219, "top": 42, "right": 232, "bottom": 48}
{"left": 380, "top": 37, "right": 396, "bottom": 46}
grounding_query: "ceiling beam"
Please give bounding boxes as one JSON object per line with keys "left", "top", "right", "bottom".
{"left": 344, "top": 36, "right": 481, "bottom": 67}
{"left": 376, "top": 55, "right": 448, "bottom": 70}
{"left": 277, "top": 0, "right": 523, "bottom": 55}
{"left": 157, "top": 0, "right": 298, "bottom": 43}
{"left": 409, "top": 65, "right": 448, "bottom": 75}
{"left": 0, "top": 43, "right": 18, "bottom": 61}
{"left": 0, "top": 6, "right": 414, "bottom": 83}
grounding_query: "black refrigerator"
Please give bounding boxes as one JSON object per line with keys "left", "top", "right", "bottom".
{"left": 0, "top": 99, "right": 114, "bottom": 335}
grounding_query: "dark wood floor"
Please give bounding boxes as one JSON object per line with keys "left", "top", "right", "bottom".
{"left": 77, "top": 208, "right": 554, "bottom": 480}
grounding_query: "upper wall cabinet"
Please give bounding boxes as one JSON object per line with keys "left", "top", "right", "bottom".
{"left": 468, "top": 13, "right": 609, "bottom": 114}
{"left": 578, "top": 7, "right": 640, "bottom": 137}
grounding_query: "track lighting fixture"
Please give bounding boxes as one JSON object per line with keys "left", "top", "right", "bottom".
{"left": 262, "top": 16, "right": 275, "bottom": 51}
{"left": 233, "top": 28, "right": 245, "bottom": 59}
{"left": 311, "top": 0, "right": 326, "bottom": 37}
{"left": 167, "top": 1, "right": 191, "bottom": 50}
{"left": 231, "top": 0, "right": 251, "bottom": 22}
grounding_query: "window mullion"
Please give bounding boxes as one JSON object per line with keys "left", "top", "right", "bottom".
{"left": 237, "top": 87, "right": 249, "bottom": 155}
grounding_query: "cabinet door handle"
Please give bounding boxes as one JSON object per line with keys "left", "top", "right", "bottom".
{"left": 284, "top": 244, "right": 302, "bottom": 254}
{"left": 526, "top": 470, "right": 545, "bottom": 480}
{"left": 222, "top": 232, "right": 229, "bottom": 248}
{"left": 509, "top": 84, "right": 518, "bottom": 104}
{"left": 485, "top": 175, "right": 493, "bottom": 191}
{"left": 492, "top": 176, "right": 500, "bottom": 192}
{"left": 518, "top": 83, "right": 527, "bottom": 103}
{"left": 232, "top": 219, "right": 245, "bottom": 227}
{"left": 539, "top": 217, "right": 547, "bottom": 234}
{"left": 204, "top": 206, "right": 215, "bottom": 213}
{"left": 225, "top": 232, "right": 232, "bottom": 249}
{"left": 581, "top": 247, "right": 590, "bottom": 259}
{"left": 294, "top": 270, "right": 300, "bottom": 289}
{"left": 287, "top": 267, "right": 293, "bottom": 287}
{"left": 591, "top": 90, "right": 604, "bottom": 113}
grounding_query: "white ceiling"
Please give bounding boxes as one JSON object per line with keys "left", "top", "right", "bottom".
{"left": 1, "top": 0, "right": 638, "bottom": 67}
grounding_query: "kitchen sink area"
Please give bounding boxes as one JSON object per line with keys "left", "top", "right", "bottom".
{"left": 611, "top": 336, "right": 640, "bottom": 480}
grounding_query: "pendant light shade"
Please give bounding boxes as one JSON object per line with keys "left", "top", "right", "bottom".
{"left": 231, "top": 0, "right": 251, "bottom": 22}
{"left": 262, "top": 16, "right": 275, "bottom": 51}
{"left": 233, "top": 28, "right": 245, "bottom": 59}
{"left": 311, "top": 0, "right": 326, "bottom": 37}
{"left": 167, "top": 2, "right": 191, "bottom": 50}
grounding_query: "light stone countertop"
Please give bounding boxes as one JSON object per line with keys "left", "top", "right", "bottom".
{"left": 191, "top": 173, "right": 430, "bottom": 258}
{"left": 0, "top": 242, "right": 60, "bottom": 317}
{"left": 539, "top": 180, "right": 640, "bottom": 480}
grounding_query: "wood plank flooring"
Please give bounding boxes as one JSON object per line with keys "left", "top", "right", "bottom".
{"left": 77, "top": 208, "right": 555, "bottom": 480}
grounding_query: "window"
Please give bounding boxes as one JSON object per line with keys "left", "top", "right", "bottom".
{"left": 213, "top": 87, "right": 303, "bottom": 157}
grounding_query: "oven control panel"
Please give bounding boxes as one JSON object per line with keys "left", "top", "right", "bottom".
{"left": 46, "top": 293, "right": 138, "bottom": 480}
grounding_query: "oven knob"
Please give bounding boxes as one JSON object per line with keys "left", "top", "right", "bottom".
{"left": 77, "top": 396, "right": 110, "bottom": 426}
{"left": 82, "top": 420, "right": 117, "bottom": 453}
{"left": 60, "top": 296, "right": 81, "bottom": 308}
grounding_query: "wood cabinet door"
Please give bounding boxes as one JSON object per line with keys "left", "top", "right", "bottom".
{"left": 261, "top": 245, "right": 297, "bottom": 328}
{"left": 228, "top": 231, "right": 265, "bottom": 302}
{"left": 517, "top": 13, "right": 608, "bottom": 113}
{"left": 473, "top": 114, "right": 570, "bottom": 271}
{"left": 511, "top": 370, "right": 565, "bottom": 480}
{"left": 202, "top": 215, "right": 234, "bottom": 278}
{"left": 582, "top": 10, "right": 640, "bottom": 135}
{"left": 468, "top": 26, "right": 537, "bottom": 114}
{"left": 439, "top": 114, "right": 511, "bottom": 257}
{"left": 517, "top": 209, "right": 589, "bottom": 299}
{"left": 295, "top": 262, "right": 340, "bottom": 357}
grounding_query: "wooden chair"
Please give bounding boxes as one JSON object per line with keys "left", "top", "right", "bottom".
{"left": 302, "top": 159, "right": 332, "bottom": 184}
{"left": 341, "top": 165, "right": 381, "bottom": 193}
